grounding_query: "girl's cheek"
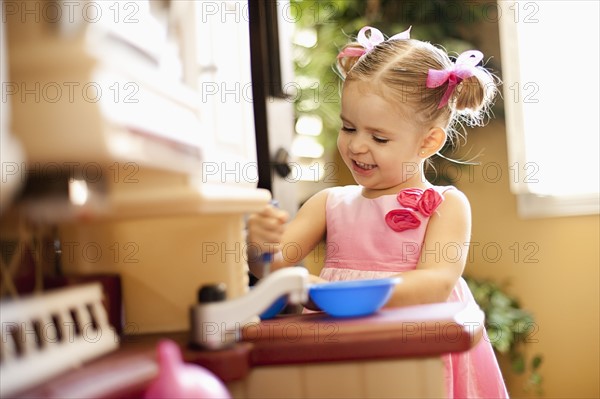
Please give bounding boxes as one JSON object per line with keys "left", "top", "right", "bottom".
{"left": 336, "top": 134, "right": 346, "bottom": 152}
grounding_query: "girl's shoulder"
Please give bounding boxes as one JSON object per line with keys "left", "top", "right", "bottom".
{"left": 429, "top": 185, "right": 471, "bottom": 216}
{"left": 432, "top": 184, "right": 468, "bottom": 200}
{"left": 298, "top": 187, "right": 334, "bottom": 213}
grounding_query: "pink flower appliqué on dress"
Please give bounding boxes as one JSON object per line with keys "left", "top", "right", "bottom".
{"left": 417, "top": 188, "right": 444, "bottom": 217}
{"left": 385, "top": 209, "right": 421, "bottom": 232}
{"left": 397, "top": 188, "right": 424, "bottom": 210}
{"left": 385, "top": 187, "right": 445, "bottom": 232}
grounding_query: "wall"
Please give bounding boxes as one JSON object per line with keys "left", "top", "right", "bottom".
{"left": 454, "top": 120, "right": 599, "bottom": 398}
{"left": 462, "top": 12, "right": 599, "bottom": 397}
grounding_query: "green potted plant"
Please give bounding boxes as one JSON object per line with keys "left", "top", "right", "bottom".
{"left": 464, "top": 276, "right": 543, "bottom": 395}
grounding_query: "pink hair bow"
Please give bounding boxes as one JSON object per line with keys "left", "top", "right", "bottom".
{"left": 337, "top": 26, "right": 411, "bottom": 59}
{"left": 426, "top": 50, "right": 484, "bottom": 109}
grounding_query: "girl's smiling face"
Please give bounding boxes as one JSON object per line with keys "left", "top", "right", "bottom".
{"left": 338, "top": 81, "right": 430, "bottom": 197}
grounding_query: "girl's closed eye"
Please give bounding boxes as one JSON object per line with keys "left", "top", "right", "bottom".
{"left": 372, "top": 135, "right": 389, "bottom": 144}
{"left": 341, "top": 126, "right": 356, "bottom": 132}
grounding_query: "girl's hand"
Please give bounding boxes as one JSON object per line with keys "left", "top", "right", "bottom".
{"left": 308, "top": 274, "right": 327, "bottom": 284}
{"left": 303, "top": 274, "right": 327, "bottom": 311}
{"left": 246, "top": 203, "right": 289, "bottom": 261}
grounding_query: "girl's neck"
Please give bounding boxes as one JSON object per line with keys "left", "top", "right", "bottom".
{"left": 360, "top": 174, "right": 433, "bottom": 199}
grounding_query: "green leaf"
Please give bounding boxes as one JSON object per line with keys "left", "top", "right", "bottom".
{"left": 529, "top": 372, "right": 542, "bottom": 386}
{"left": 531, "top": 355, "right": 543, "bottom": 370}
{"left": 490, "top": 290, "right": 512, "bottom": 308}
{"left": 511, "top": 353, "right": 526, "bottom": 374}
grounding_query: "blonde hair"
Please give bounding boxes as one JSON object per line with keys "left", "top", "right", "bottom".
{"left": 336, "top": 38, "right": 498, "bottom": 140}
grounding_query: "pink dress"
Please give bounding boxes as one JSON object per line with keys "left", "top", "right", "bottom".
{"left": 319, "top": 185, "right": 509, "bottom": 399}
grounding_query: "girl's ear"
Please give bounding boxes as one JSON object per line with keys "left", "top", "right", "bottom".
{"left": 419, "top": 127, "right": 447, "bottom": 158}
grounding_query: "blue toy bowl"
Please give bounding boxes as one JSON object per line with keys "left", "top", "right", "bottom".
{"left": 309, "top": 277, "right": 401, "bottom": 318}
{"left": 259, "top": 295, "right": 288, "bottom": 319}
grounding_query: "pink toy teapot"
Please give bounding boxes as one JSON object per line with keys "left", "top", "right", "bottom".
{"left": 145, "top": 340, "right": 231, "bottom": 399}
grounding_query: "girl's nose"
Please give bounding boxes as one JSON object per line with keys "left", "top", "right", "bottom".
{"left": 348, "top": 135, "right": 368, "bottom": 154}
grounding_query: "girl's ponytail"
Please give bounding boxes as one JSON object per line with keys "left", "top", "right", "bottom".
{"left": 335, "top": 26, "right": 411, "bottom": 79}
{"left": 425, "top": 51, "right": 498, "bottom": 126}
{"left": 336, "top": 43, "right": 367, "bottom": 78}
{"left": 449, "top": 68, "right": 498, "bottom": 125}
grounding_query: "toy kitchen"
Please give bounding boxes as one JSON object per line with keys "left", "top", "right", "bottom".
{"left": 0, "top": 1, "right": 485, "bottom": 398}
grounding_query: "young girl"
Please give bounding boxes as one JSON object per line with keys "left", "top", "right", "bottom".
{"left": 247, "top": 26, "right": 508, "bottom": 398}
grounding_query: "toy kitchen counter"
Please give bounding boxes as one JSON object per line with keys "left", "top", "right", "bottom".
{"left": 12, "top": 301, "right": 484, "bottom": 399}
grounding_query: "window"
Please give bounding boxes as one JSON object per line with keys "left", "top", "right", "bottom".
{"left": 498, "top": 1, "right": 599, "bottom": 217}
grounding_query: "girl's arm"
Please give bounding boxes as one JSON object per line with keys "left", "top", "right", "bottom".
{"left": 385, "top": 189, "right": 472, "bottom": 307}
{"left": 247, "top": 189, "right": 329, "bottom": 278}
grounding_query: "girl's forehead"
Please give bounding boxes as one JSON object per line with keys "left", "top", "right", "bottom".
{"left": 342, "top": 80, "right": 412, "bottom": 117}
{"left": 341, "top": 81, "right": 423, "bottom": 135}
{"left": 343, "top": 81, "right": 385, "bottom": 104}
{"left": 343, "top": 80, "right": 379, "bottom": 95}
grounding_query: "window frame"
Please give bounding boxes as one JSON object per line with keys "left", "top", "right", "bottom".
{"left": 497, "top": 1, "right": 599, "bottom": 218}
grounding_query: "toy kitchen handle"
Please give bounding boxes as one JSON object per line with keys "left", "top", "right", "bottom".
{"left": 272, "top": 148, "right": 292, "bottom": 178}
